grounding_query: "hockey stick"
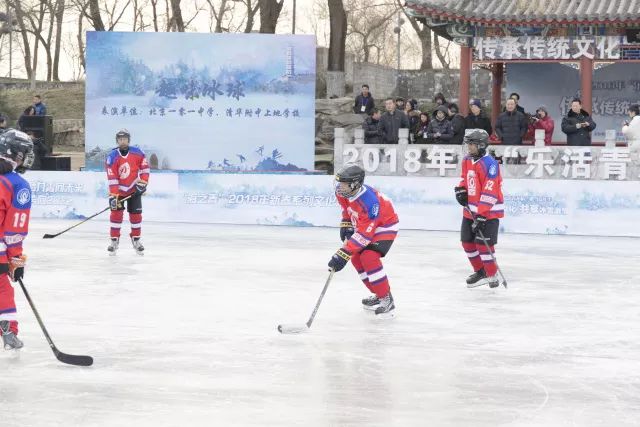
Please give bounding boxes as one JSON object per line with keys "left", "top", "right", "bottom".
{"left": 277, "top": 269, "right": 335, "bottom": 334}
{"left": 464, "top": 206, "right": 508, "bottom": 288}
{"left": 17, "top": 279, "right": 93, "bottom": 366}
{"left": 43, "top": 195, "right": 132, "bottom": 239}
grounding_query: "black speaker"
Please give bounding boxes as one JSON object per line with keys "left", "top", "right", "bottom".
{"left": 40, "top": 156, "right": 70, "bottom": 171}
{"left": 20, "top": 115, "right": 53, "bottom": 151}
{"left": 626, "top": 29, "right": 640, "bottom": 44}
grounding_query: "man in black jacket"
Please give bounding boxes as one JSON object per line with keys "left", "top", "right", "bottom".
{"left": 363, "top": 109, "right": 383, "bottom": 144}
{"left": 561, "top": 98, "right": 597, "bottom": 146}
{"left": 465, "top": 99, "right": 492, "bottom": 135}
{"left": 379, "top": 98, "right": 409, "bottom": 144}
{"left": 496, "top": 98, "right": 527, "bottom": 144}
{"left": 447, "top": 103, "right": 466, "bottom": 144}
{"left": 353, "top": 84, "right": 375, "bottom": 115}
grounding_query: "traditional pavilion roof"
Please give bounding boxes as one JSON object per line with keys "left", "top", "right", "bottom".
{"left": 405, "top": 0, "right": 640, "bottom": 25}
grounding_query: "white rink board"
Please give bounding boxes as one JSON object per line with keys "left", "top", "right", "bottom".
{"left": 25, "top": 171, "right": 640, "bottom": 237}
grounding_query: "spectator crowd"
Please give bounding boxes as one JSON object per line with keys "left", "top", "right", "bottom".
{"left": 351, "top": 84, "right": 640, "bottom": 148}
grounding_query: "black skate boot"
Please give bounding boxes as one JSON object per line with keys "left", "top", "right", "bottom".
{"left": 107, "top": 237, "right": 119, "bottom": 256}
{"left": 466, "top": 268, "right": 487, "bottom": 288}
{"left": 131, "top": 237, "right": 144, "bottom": 256}
{"left": 0, "top": 321, "right": 23, "bottom": 350}
{"left": 486, "top": 275, "right": 500, "bottom": 288}
{"left": 361, "top": 294, "right": 380, "bottom": 311}
{"left": 374, "top": 293, "right": 395, "bottom": 318}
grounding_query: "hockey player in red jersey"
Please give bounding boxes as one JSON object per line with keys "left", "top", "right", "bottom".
{"left": 454, "top": 129, "right": 504, "bottom": 288}
{"left": 0, "top": 129, "right": 34, "bottom": 350}
{"left": 328, "top": 164, "right": 399, "bottom": 316}
{"left": 106, "top": 129, "right": 150, "bottom": 256}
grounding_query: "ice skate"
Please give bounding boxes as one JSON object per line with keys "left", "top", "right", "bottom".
{"left": 466, "top": 269, "right": 487, "bottom": 288}
{"left": 0, "top": 321, "right": 23, "bottom": 350}
{"left": 486, "top": 275, "right": 500, "bottom": 288}
{"left": 131, "top": 237, "right": 144, "bottom": 256}
{"left": 361, "top": 294, "right": 380, "bottom": 311}
{"left": 374, "top": 293, "right": 395, "bottom": 318}
{"left": 107, "top": 237, "right": 119, "bottom": 256}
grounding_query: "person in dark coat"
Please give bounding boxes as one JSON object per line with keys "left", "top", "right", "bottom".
{"left": 447, "top": 103, "right": 466, "bottom": 144}
{"left": 414, "top": 112, "right": 430, "bottom": 144}
{"left": 502, "top": 92, "right": 525, "bottom": 114}
{"left": 426, "top": 105, "right": 453, "bottom": 143}
{"left": 362, "top": 109, "right": 383, "bottom": 144}
{"left": 404, "top": 99, "right": 421, "bottom": 141}
{"left": 495, "top": 98, "right": 527, "bottom": 144}
{"left": 379, "top": 98, "right": 410, "bottom": 144}
{"left": 561, "top": 98, "right": 597, "bottom": 146}
{"left": 464, "top": 99, "right": 492, "bottom": 135}
{"left": 353, "top": 84, "right": 375, "bottom": 115}
{"left": 17, "top": 106, "right": 35, "bottom": 132}
{"left": 432, "top": 92, "right": 447, "bottom": 119}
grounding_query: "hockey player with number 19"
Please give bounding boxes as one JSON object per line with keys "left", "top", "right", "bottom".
{"left": 328, "top": 164, "right": 399, "bottom": 317}
{"left": 0, "top": 129, "right": 34, "bottom": 350}
{"left": 454, "top": 129, "right": 504, "bottom": 288}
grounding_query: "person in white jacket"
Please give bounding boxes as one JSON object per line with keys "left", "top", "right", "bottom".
{"left": 622, "top": 104, "right": 640, "bottom": 157}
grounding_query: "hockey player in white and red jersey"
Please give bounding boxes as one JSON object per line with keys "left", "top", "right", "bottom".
{"left": 105, "top": 129, "right": 149, "bottom": 256}
{"left": 328, "top": 164, "right": 399, "bottom": 317}
{"left": 454, "top": 129, "right": 504, "bottom": 288}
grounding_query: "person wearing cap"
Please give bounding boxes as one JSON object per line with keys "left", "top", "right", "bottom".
{"left": 464, "top": 99, "right": 492, "bottom": 136}
{"left": 528, "top": 105, "right": 555, "bottom": 145}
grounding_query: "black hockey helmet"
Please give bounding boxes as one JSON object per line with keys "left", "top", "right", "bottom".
{"left": 335, "top": 163, "right": 365, "bottom": 197}
{"left": 115, "top": 128, "right": 130, "bottom": 143}
{"left": 463, "top": 129, "right": 489, "bottom": 159}
{"left": 0, "top": 129, "right": 35, "bottom": 173}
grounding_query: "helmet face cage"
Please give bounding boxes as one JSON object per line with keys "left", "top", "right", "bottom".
{"left": 463, "top": 129, "right": 489, "bottom": 157}
{"left": 334, "top": 164, "right": 365, "bottom": 198}
{"left": 0, "top": 130, "right": 35, "bottom": 173}
{"left": 115, "top": 129, "right": 131, "bottom": 145}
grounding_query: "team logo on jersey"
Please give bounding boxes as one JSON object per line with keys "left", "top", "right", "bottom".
{"left": 118, "top": 163, "right": 131, "bottom": 179}
{"left": 467, "top": 170, "right": 477, "bottom": 196}
{"left": 489, "top": 164, "right": 497, "bottom": 177}
{"left": 16, "top": 188, "right": 30, "bottom": 206}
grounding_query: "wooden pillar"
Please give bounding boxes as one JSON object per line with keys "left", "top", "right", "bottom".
{"left": 459, "top": 46, "right": 472, "bottom": 116}
{"left": 491, "top": 62, "right": 504, "bottom": 131}
{"left": 579, "top": 56, "right": 593, "bottom": 114}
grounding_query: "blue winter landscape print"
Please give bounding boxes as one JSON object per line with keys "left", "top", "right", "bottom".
{"left": 84, "top": 31, "right": 316, "bottom": 172}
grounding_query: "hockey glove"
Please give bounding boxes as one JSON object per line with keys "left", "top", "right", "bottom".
{"left": 472, "top": 215, "right": 487, "bottom": 235}
{"left": 454, "top": 186, "right": 468, "bottom": 207}
{"left": 339, "top": 221, "right": 354, "bottom": 242}
{"left": 135, "top": 180, "right": 147, "bottom": 196}
{"left": 9, "top": 255, "right": 26, "bottom": 282}
{"left": 328, "top": 248, "right": 352, "bottom": 272}
{"left": 109, "top": 194, "right": 122, "bottom": 211}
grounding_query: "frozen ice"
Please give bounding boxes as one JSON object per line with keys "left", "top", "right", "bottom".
{"left": 2, "top": 219, "right": 640, "bottom": 426}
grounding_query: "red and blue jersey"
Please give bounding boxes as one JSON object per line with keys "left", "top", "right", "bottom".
{"left": 0, "top": 172, "right": 31, "bottom": 263}
{"left": 106, "top": 147, "right": 150, "bottom": 197}
{"left": 337, "top": 185, "right": 399, "bottom": 254}
{"left": 459, "top": 153, "right": 504, "bottom": 220}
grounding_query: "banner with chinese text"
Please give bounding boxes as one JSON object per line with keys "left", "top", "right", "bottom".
{"left": 506, "top": 62, "right": 640, "bottom": 143}
{"left": 85, "top": 32, "right": 316, "bottom": 171}
{"left": 23, "top": 171, "right": 640, "bottom": 238}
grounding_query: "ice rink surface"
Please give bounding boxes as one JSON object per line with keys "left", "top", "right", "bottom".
{"left": 1, "top": 219, "right": 640, "bottom": 427}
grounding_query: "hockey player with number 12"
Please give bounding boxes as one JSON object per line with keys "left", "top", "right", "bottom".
{"left": 328, "top": 164, "right": 399, "bottom": 317}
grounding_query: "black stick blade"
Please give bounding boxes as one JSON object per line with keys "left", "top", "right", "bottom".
{"left": 54, "top": 349, "right": 93, "bottom": 366}
{"left": 42, "top": 234, "right": 57, "bottom": 239}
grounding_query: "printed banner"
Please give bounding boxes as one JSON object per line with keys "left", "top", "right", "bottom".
{"left": 85, "top": 31, "right": 316, "bottom": 171}
{"left": 474, "top": 36, "right": 626, "bottom": 61}
{"left": 506, "top": 62, "right": 640, "bottom": 143}
{"left": 23, "top": 171, "right": 640, "bottom": 238}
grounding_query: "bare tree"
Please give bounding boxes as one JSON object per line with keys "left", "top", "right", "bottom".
{"left": 258, "top": 0, "right": 283, "bottom": 33}
{"left": 433, "top": 34, "right": 451, "bottom": 69}
{"left": 8, "top": 1, "right": 34, "bottom": 79}
{"left": 327, "top": 0, "right": 346, "bottom": 72}
{"left": 345, "top": 0, "right": 398, "bottom": 64}
{"left": 397, "top": 0, "right": 432, "bottom": 70}
{"left": 241, "top": 0, "right": 259, "bottom": 33}
{"left": 169, "top": 0, "right": 185, "bottom": 31}
{"left": 52, "top": 0, "right": 66, "bottom": 80}
{"left": 87, "top": 0, "right": 105, "bottom": 30}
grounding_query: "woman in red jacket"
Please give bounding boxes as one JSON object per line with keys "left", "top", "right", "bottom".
{"left": 529, "top": 105, "right": 555, "bottom": 145}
